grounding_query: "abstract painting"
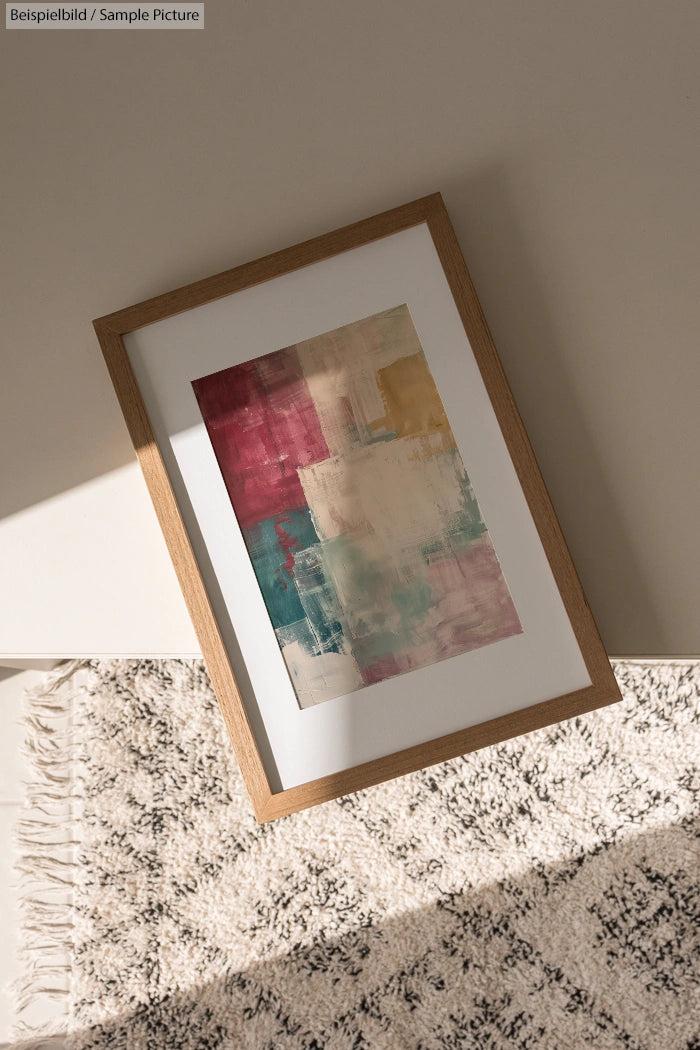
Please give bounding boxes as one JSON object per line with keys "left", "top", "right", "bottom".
{"left": 192, "top": 304, "right": 522, "bottom": 709}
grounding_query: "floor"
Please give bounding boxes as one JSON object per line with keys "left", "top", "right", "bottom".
{"left": 0, "top": 666, "right": 66, "bottom": 1049}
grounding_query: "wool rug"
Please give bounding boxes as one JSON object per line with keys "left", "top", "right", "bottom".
{"left": 16, "top": 659, "right": 700, "bottom": 1049}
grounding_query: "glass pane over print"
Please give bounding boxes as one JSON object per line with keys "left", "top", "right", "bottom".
{"left": 192, "top": 304, "right": 522, "bottom": 709}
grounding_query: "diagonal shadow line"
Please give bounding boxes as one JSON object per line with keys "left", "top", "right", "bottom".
{"left": 21, "top": 817, "right": 700, "bottom": 1050}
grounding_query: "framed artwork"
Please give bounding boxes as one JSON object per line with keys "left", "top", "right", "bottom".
{"left": 93, "top": 193, "right": 621, "bottom": 822}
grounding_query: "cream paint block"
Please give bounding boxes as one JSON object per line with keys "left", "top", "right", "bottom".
{"left": 298, "top": 439, "right": 470, "bottom": 550}
{"left": 295, "top": 304, "right": 423, "bottom": 457}
{"left": 0, "top": 464, "right": 200, "bottom": 658}
{"left": 280, "top": 639, "right": 364, "bottom": 709}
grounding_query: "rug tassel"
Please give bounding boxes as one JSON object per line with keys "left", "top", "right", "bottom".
{"left": 11, "top": 659, "right": 86, "bottom": 1043}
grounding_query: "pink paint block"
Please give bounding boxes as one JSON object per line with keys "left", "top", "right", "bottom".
{"left": 193, "top": 346, "right": 330, "bottom": 529}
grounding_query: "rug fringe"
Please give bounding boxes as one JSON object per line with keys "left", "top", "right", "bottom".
{"left": 11, "top": 659, "right": 86, "bottom": 1044}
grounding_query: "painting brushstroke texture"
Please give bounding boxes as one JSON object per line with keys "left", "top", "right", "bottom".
{"left": 192, "top": 305, "right": 522, "bottom": 709}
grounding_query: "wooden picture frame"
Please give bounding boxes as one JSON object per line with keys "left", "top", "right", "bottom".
{"left": 93, "top": 193, "right": 621, "bottom": 822}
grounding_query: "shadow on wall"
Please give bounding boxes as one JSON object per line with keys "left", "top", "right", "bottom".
{"left": 29, "top": 818, "right": 700, "bottom": 1050}
{"left": 1, "top": 169, "right": 663, "bottom": 653}
{"left": 442, "top": 169, "right": 664, "bottom": 652}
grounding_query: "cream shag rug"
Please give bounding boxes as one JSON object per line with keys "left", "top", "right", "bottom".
{"left": 17, "top": 660, "right": 700, "bottom": 1049}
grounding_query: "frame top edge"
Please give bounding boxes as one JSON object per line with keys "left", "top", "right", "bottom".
{"left": 91, "top": 192, "right": 446, "bottom": 336}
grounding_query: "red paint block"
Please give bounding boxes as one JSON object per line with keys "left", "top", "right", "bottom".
{"left": 193, "top": 346, "right": 330, "bottom": 530}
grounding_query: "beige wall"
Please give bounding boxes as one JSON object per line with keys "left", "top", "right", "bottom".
{"left": 2, "top": 1, "right": 698, "bottom": 654}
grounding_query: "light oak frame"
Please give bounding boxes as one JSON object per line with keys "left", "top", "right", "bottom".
{"left": 94, "top": 193, "right": 621, "bottom": 823}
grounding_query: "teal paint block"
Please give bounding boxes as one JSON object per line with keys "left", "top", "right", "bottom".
{"left": 243, "top": 507, "right": 320, "bottom": 630}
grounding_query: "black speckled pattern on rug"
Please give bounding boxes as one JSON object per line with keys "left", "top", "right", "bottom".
{"left": 58, "top": 661, "right": 700, "bottom": 1048}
